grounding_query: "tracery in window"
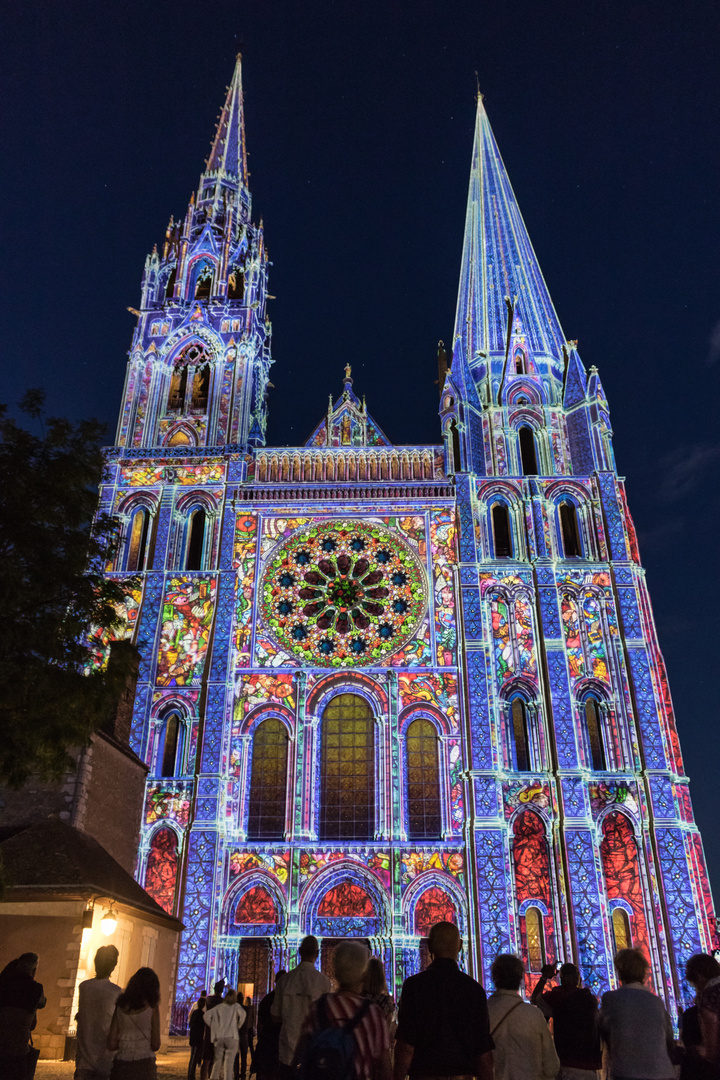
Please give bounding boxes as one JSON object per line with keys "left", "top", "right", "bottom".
{"left": 320, "top": 693, "right": 374, "bottom": 841}
{"left": 491, "top": 503, "right": 513, "bottom": 558}
{"left": 406, "top": 719, "right": 442, "bottom": 839}
{"left": 519, "top": 426, "right": 538, "bottom": 475}
{"left": 247, "top": 719, "right": 288, "bottom": 839}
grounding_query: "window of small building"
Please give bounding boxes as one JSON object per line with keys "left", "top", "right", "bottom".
{"left": 320, "top": 694, "right": 374, "bottom": 841}
{"left": 406, "top": 719, "right": 442, "bottom": 839}
{"left": 247, "top": 719, "right": 289, "bottom": 839}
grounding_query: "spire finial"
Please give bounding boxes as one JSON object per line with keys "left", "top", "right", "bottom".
{"left": 344, "top": 363, "right": 352, "bottom": 382}
{"left": 205, "top": 55, "right": 248, "bottom": 195}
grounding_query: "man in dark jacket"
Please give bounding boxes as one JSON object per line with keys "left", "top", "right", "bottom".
{"left": 394, "top": 922, "right": 493, "bottom": 1080}
{"left": 531, "top": 962, "right": 601, "bottom": 1079}
{"left": 0, "top": 953, "right": 46, "bottom": 1080}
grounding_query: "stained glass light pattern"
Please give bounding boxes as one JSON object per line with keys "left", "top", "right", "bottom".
{"left": 247, "top": 719, "right": 288, "bottom": 839}
{"left": 260, "top": 521, "right": 427, "bottom": 666}
{"left": 513, "top": 811, "right": 551, "bottom": 905}
{"left": 406, "top": 720, "right": 442, "bottom": 838}
{"left": 318, "top": 882, "right": 374, "bottom": 917}
{"left": 320, "top": 694, "right": 374, "bottom": 840}
{"left": 234, "top": 886, "right": 277, "bottom": 925}
{"left": 600, "top": 811, "right": 651, "bottom": 967}
{"left": 415, "top": 887, "right": 457, "bottom": 935}
{"left": 145, "top": 828, "right": 178, "bottom": 914}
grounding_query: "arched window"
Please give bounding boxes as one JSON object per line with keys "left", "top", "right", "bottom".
{"left": 611, "top": 907, "right": 631, "bottom": 952}
{"left": 491, "top": 503, "right": 513, "bottom": 558}
{"left": 247, "top": 719, "right": 289, "bottom": 839}
{"left": 195, "top": 266, "right": 213, "bottom": 299}
{"left": 228, "top": 265, "right": 244, "bottom": 301}
{"left": 525, "top": 905, "right": 546, "bottom": 971}
{"left": 320, "top": 693, "right": 374, "bottom": 841}
{"left": 165, "top": 267, "right": 176, "bottom": 299}
{"left": 185, "top": 508, "right": 206, "bottom": 570}
{"left": 126, "top": 507, "right": 150, "bottom": 571}
{"left": 192, "top": 366, "right": 210, "bottom": 410}
{"left": 601, "top": 812, "right": 651, "bottom": 969}
{"left": 168, "top": 366, "right": 188, "bottom": 412}
{"left": 168, "top": 428, "right": 192, "bottom": 447}
{"left": 510, "top": 697, "right": 530, "bottom": 771}
{"left": 559, "top": 501, "right": 582, "bottom": 557}
{"left": 519, "top": 426, "right": 538, "bottom": 475}
{"left": 160, "top": 711, "right": 183, "bottom": 777}
{"left": 449, "top": 420, "right": 462, "bottom": 473}
{"left": 584, "top": 696, "right": 606, "bottom": 770}
{"left": 406, "top": 719, "right": 441, "bottom": 839}
{"left": 515, "top": 350, "right": 526, "bottom": 375}
{"left": 144, "top": 828, "right": 178, "bottom": 914}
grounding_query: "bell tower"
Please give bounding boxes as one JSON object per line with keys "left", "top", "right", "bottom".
{"left": 115, "top": 55, "right": 272, "bottom": 453}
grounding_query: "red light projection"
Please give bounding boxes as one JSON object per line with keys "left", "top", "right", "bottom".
{"left": 600, "top": 811, "right": 652, "bottom": 967}
{"left": 234, "top": 885, "right": 277, "bottom": 924}
{"left": 318, "top": 882, "right": 374, "bottom": 918}
{"left": 415, "top": 886, "right": 456, "bottom": 936}
{"left": 145, "top": 828, "right": 178, "bottom": 914}
{"left": 513, "top": 810, "right": 550, "bottom": 904}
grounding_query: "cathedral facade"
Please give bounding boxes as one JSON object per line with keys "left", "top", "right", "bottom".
{"left": 97, "top": 57, "right": 716, "bottom": 1019}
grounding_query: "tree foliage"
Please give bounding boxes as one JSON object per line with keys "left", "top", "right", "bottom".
{"left": 0, "top": 391, "right": 137, "bottom": 786}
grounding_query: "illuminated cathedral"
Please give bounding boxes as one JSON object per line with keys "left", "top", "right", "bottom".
{"left": 97, "top": 56, "right": 717, "bottom": 1021}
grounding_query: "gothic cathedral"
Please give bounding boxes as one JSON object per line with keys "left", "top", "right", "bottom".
{"left": 97, "top": 57, "right": 717, "bottom": 1019}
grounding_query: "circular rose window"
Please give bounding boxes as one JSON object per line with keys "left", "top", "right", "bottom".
{"left": 260, "top": 521, "right": 427, "bottom": 666}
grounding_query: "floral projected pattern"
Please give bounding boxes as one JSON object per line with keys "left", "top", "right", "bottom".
{"left": 504, "top": 781, "right": 551, "bottom": 818}
{"left": 318, "top": 882, "right": 374, "bottom": 917}
{"left": 234, "top": 886, "right": 277, "bottom": 924}
{"left": 415, "top": 887, "right": 457, "bottom": 935}
{"left": 600, "top": 812, "right": 651, "bottom": 967}
{"left": 157, "top": 576, "right": 216, "bottom": 686}
{"left": 145, "top": 784, "right": 192, "bottom": 827}
{"left": 145, "top": 828, "right": 178, "bottom": 914}
{"left": 229, "top": 850, "right": 291, "bottom": 888}
{"left": 401, "top": 850, "right": 464, "bottom": 887}
{"left": 298, "top": 850, "right": 391, "bottom": 889}
{"left": 86, "top": 583, "right": 143, "bottom": 672}
{"left": 260, "top": 521, "right": 427, "bottom": 666}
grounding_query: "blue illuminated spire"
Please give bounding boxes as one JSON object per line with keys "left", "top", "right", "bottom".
{"left": 204, "top": 53, "right": 250, "bottom": 216}
{"left": 453, "top": 95, "right": 567, "bottom": 385}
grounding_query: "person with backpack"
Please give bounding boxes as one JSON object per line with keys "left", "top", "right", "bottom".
{"left": 486, "top": 953, "right": 559, "bottom": 1080}
{"left": 530, "top": 961, "right": 601, "bottom": 1079}
{"left": 272, "top": 936, "right": 331, "bottom": 1076}
{"left": 295, "top": 940, "right": 390, "bottom": 1080}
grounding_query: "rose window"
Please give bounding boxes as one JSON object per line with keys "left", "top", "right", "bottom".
{"left": 260, "top": 521, "right": 427, "bottom": 666}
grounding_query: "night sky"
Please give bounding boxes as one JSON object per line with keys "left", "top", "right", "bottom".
{"left": 2, "top": 3, "right": 719, "bottom": 900}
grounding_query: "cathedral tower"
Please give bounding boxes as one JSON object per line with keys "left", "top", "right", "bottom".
{"left": 96, "top": 66, "right": 716, "bottom": 1023}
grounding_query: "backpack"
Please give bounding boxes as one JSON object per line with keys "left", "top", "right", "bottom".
{"left": 300, "top": 994, "right": 371, "bottom": 1080}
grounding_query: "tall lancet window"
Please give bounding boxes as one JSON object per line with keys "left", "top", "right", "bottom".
{"left": 584, "top": 696, "right": 606, "bottom": 771}
{"left": 168, "top": 366, "right": 188, "bottom": 412}
{"left": 559, "top": 501, "right": 582, "bottom": 557}
{"left": 449, "top": 420, "right": 462, "bottom": 473}
{"left": 491, "top": 503, "right": 513, "bottom": 558}
{"left": 510, "top": 697, "right": 531, "bottom": 772}
{"left": 406, "top": 719, "right": 442, "bottom": 839}
{"left": 247, "top": 719, "right": 289, "bottom": 839}
{"left": 320, "top": 694, "right": 374, "bottom": 841}
{"left": 192, "top": 366, "right": 210, "bottom": 410}
{"left": 126, "top": 507, "right": 150, "bottom": 571}
{"left": 185, "top": 508, "right": 207, "bottom": 571}
{"left": 519, "top": 426, "right": 539, "bottom": 475}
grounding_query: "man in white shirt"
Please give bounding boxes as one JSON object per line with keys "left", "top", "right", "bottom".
{"left": 487, "top": 953, "right": 560, "bottom": 1080}
{"left": 271, "top": 935, "right": 331, "bottom": 1074}
{"left": 75, "top": 945, "right": 122, "bottom": 1080}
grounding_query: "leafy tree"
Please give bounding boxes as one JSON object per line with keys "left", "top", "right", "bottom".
{"left": 0, "top": 390, "right": 137, "bottom": 786}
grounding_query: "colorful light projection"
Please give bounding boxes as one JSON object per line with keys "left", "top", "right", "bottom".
{"left": 156, "top": 576, "right": 216, "bottom": 686}
{"left": 414, "top": 886, "right": 457, "bottom": 935}
{"left": 600, "top": 811, "right": 652, "bottom": 968}
{"left": 144, "top": 828, "right": 178, "bottom": 914}
{"left": 234, "top": 886, "right": 277, "bottom": 925}
{"left": 260, "top": 521, "right": 427, "bottom": 666}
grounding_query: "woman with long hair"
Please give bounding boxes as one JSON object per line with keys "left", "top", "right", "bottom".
{"left": 363, "top": 957, "right": 396, "bottom": 1036}
{"left": 107, "top": 967, "right": 161, "bottom": 1080}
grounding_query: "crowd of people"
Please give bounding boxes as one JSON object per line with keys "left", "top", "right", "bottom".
{"left": 0, "top": 925, "right": 718, "bottom": 1080}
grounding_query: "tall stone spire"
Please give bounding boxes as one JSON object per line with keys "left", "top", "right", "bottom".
{"left": 203, "top": 54, "right": 250, "bottom": 218}
{"left": 453, "top": 95, "right": 567, "bottom": 391}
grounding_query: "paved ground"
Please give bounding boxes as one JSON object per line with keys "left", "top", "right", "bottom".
{"left": 38, "top": 1048, "right": 192, "bottom": 1080}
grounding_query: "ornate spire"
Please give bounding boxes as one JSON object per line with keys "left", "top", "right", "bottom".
{"left": 205, "top": 54, "right": 249, "bottom": 197}
{"left": 453, "top": 95, "right": 567, "bottom": 380}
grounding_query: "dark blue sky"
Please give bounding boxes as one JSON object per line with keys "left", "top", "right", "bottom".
{"left": 2, "top": 2, "right": 719, "bottom": 899}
